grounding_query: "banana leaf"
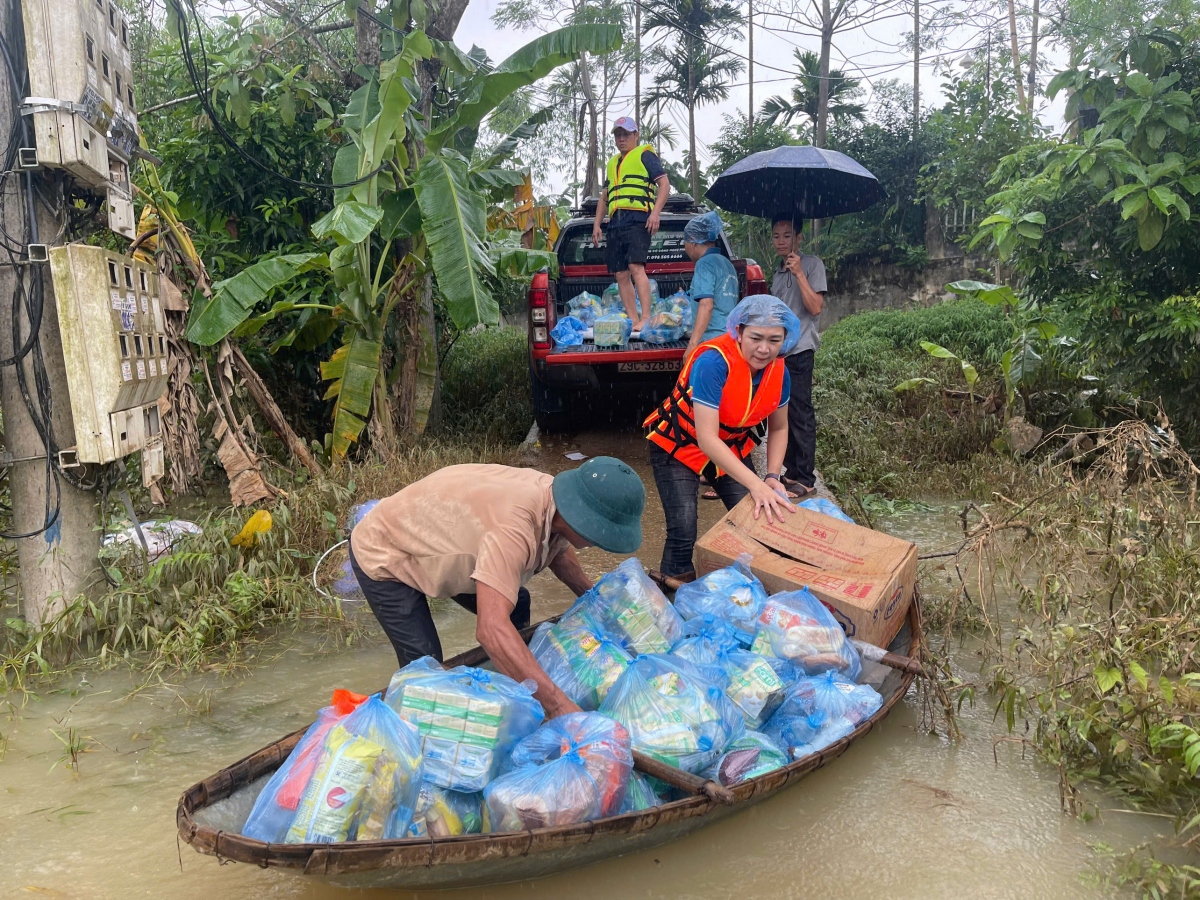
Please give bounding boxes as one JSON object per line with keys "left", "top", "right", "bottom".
{"left": 471, "top": 106, "right": 556, "bottom": 174}
{"left": 415, "top": 151, "right": 498, "bottom": 328}
{"left": 321, "top": 329, "right": 382, "bottom": 459}
{"left": 185, "top": 252, "right": 327, "bottom": 345}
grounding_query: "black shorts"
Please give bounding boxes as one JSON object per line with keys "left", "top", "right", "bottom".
{"left": 605, "top": 222, "right": 651, "bottom": 272}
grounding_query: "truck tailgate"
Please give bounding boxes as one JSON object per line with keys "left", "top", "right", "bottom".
{"left": 547, "top": 339, "right": 687, "bottom": 370}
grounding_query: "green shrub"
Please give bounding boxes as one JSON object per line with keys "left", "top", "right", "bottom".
{"left": 439, "top": 327, "right": 532, "bottom": 444}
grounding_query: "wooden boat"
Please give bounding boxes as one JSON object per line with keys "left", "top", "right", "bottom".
{"left": 176, "top": 599, "right": 922, "bottom": 889}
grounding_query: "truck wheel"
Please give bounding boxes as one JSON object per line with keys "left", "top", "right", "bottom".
{"left": 530, "top": 367, "right": 574, "bottom": 433}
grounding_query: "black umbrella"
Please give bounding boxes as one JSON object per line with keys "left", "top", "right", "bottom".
{"left": 706, "top": 145, "right": 884, "bottom": 220}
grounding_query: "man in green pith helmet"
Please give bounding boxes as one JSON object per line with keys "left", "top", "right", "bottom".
{"left": 349, "top": 457, "right": 646, "bottom": 719}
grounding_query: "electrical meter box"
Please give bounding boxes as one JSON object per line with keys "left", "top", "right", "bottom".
{"left": 48, "top": 244, "right": 168, "bottom": 469}
{"left": 21, "top": 0, "right": 140, "bottom": 236}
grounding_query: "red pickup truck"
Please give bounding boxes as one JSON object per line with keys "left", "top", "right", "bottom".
{"left": 528, "top": 196, "right": 768, "bottom": 432}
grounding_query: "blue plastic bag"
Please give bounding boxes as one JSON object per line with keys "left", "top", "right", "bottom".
{"left": 285, "top": 695, "right": 425, "bottom": 843}
{"left": 798, "top": 496, "right": 855, "bottom": 523}
{"left": 671, "top": 617, "right": 786, "bottom": 728}
{"left": 599, "top": 653, "right": 744, "bottom": 774}
{"left": 601, "top": 280, "right": 658, "bottom": 317}
{"left": 620, "top": 771, "right": 663, "bottom": 812}
{"left": 345, "top": 499, "right": 380, "bottom": 535}
{"left": 673, "top": 555, "right": 768, "bottom": 645}
{"left": 550, "top": 315, "right": 587, "bottom": 347}
{"left": 700, "top": 730, "right": 789, "bottom": 785}
{"left": 639, "top": 310, "right": 685, "bottom": 344}
{"left": 750, "top": 588, "right": 862, "bottom": 680}
{"left": 593, "top": 312, "right": 632, "bottom": 348}
{"left": 406, "top": 783, "right": 484, "bottom": 837}
{"left": 528, "top": 610, "right": 633, "bottom": 710}
{"left": 484, "top": 712, "right": 633, "bottom": 832}
{"left": 573, "top": 558, "right": 684, "bottom": 655}
{"left": 567, "top": 291, "right": 604, "bottom": 326}
{"left": 760, "top": 706, "right": 828, "bottom": 754}
{"left": 761, "top": 671, "right": 881, "bottom": 759}
{"left": 384, "top": 657, "right": 545, "bottom": 791}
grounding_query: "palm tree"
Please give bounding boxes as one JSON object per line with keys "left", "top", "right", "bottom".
{"left": 642, "top": 0, "right": 743, "bottom": 199}
{"left": 760, "top": 49, "right": 866, "bottom": 134}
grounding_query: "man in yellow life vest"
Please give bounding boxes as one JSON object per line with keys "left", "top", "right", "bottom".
{"left": 644, "top": 295, "right": 801, "bottom": 578}
{"left": 591, "top": 117, "right": 670, "bottom": 332}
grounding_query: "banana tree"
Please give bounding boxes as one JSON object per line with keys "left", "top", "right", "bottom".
{"left": 185, "top": 23, "right": 621, "bottom": 459}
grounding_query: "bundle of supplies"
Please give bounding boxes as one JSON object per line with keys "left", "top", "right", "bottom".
{"left": 798, "top": 496, "right": 855, "bottom": 523}
{"left": 601, "top": 279, "right": 659, "bottom": 317}
{"left": 529, "top": 611, "right": 633, "bottom": 710}
{"left": 406, "top": 784, "right": 483, "bottom": 838}
{"left": 671, "top": 615, "right": 786, "bottom": 729}
{"left": 701, "top": 731, "right": 789, "bottom": 786}
{"left": 639, "top": 309, "right": 685, "bottom": 344}
{"left": 283, "top": 695, "right": 425, "bottom": 843}
{"left": 761, "top": 670, "right": 882, "bottom": 759}
{"left": 593, "top": 312, "right": 632, "bottom": 348}
{"left": 750, "top": 587, "right": 862, "bottom": 680}
{"left": 620, "top": 771, "right": 664, "bottom": 812}
{"left": 550, "top": 315, "right": 588, "bottom": 347}
{"left": 599, "top": 653, "right": 744, "bottom": 774}
{"left": 385, "top": 658, "right": 544, "bottom": 791}
{"left": 571, "top": 558, "right": 684, "bottom": 655}
{"left": 673, "top": 555, "right": 768, "bottom": 645}
{"left": 242, "top": 689, "right": 368, "bottom": 842}
{"left": 483, "top": 713, "right": 633, "bottom": 832}
{"left": 566, "top": 291, "right": 604, "bottom": 326}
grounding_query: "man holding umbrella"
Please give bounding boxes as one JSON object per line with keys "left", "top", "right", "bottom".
{"left": 771, "top": 215, "right": 826, "bottom": 497}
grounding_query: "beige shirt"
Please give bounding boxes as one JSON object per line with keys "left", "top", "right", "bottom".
{"left": 350, "top": 464, "right": 568, "bottom": 602}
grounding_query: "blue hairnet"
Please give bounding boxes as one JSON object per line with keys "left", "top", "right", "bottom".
{"left": 683, "top": 210, "right": 723, "bottom": 244}
{"left": 726, "top": 294, "right": 802, "bottom": 355}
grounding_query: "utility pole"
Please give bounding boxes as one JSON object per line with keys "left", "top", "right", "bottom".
{"left": 0, "top": 0, "right": 102, "bottom": 626}
{"left": 748, "top": 0, "right": 754, "bottom": 136}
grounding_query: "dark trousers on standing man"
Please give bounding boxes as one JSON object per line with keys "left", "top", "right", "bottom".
{"left": 649, "top": 443, "right": 749, "bottom": 577}
{"left": 348, "top": 544, "right": 531, "bottom": 668}
{"left": 782, "top": 349, "right": 816, "bottom": 490}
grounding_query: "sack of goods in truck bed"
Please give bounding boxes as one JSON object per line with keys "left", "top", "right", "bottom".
{"left": 241, "top": 689, "right": 368, "bottom": 842}
{"left": 750, "top": 588, "right": 862, "bottom": 680}
{"left": 640, "top": 310, "right": 685, "bottom": 344}
{"left": 483, "top": 712, "right": 633, "bottom": 832}
{"left": 599, "top": 653, "right": 744, "bottom": 774}
{"left": 551, "top": 315, "right": 587, "bottom": 347}
{"left": 285, "top": 695, "right": 425, "bottom": 843}
{"left": 673, "top": 555, "right": 768, "bottom": 645}
{"left": 593, "top": 313, "right": 632, "bottom": 348}
{"left": 571, "top": 557, "right": 684, "bottom": 655}
{"left": 529, "top": 611, "right": 633, "bottom": 710}
{"left": 701, "top": 730, "right": 789, "bottom": 786}
{"left": 406, "top": 783, "right": 484, "bottom": 837}
{"left": 661, "top": 289, "right": 695, "bottom": 327}
{"left": 567, "top": 291, "right": 604, "bottom": 326}
{"left": 384, "top": 658, "right": 545, "bottom": 792}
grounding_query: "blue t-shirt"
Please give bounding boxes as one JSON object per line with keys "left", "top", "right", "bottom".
{"left": 689, "top": 248, "right": 739, "bottom": 340}
{"left": 690, "top": 350, "right": 791, "bottom": 411}
{"left": 605, "top": 150, "right": 667, "bottom": 227}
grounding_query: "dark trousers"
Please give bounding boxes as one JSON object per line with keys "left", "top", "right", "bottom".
{"left": 348, "top": 545, "right": 531, "bottom": 668}
{"left": 649, "top": 443, "right": 749, "bottom": 577}
{"left": 783, "top": 349, "right": 816, "bottom": 489}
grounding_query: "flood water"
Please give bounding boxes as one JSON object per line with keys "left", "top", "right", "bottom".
{"left": 0, "top": 430, "right": 1173, "bottom": 898}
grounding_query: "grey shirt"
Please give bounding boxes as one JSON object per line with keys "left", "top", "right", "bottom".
{"left": 771, "top": 253, "right": 827, "bottom": 355}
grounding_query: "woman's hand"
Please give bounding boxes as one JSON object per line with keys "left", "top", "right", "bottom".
{"left": 748, "top": 477, "right": 796, "bottom": 523}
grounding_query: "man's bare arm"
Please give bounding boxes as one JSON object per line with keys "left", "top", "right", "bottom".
{"left": 549, "top": 546, "right": 592, "bottom": 597}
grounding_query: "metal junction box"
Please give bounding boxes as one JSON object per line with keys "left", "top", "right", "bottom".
{"left": 48, "top": 244, "right": 168, "bottom": 468}
{"left": 22, "top": 0, "right": 140, "bottom": 236}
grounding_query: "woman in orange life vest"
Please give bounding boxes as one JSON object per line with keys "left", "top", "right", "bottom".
{"left": 644, "top": 294, "right": 801, "bottom": 578}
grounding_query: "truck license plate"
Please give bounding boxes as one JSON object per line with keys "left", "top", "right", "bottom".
{"left": 617, "top": 360, "right": 681, "bottom": 373}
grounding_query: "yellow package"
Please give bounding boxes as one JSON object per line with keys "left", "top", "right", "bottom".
{"left": 353, "top": 755, "right": 399, "bottom": 841}
{"left": 286, "top": 725, "right": 383, "bottom": 844}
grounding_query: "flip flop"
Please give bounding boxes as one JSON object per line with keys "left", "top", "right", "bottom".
{"left": 701, "top": 488, "right": 719, "bottom": 501}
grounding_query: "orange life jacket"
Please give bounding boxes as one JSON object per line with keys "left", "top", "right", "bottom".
{"left": 644, "top": 332, "right": 786, "bottom": 477}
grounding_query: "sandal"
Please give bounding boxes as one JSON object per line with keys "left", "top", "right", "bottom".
{"left": 701, "top": 488, "right": 720, "bottom": 501}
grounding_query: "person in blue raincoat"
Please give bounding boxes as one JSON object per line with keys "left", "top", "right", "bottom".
{"left": 682, "top": 211, "right": 740, "bottom": 358}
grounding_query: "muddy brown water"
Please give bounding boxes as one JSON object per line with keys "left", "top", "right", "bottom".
{"left": 0, "top": 431, "right": 1172, "bottom": 898}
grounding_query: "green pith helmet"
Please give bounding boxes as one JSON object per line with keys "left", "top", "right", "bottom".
{"left": 552, "top": 457, "right": 645, "bottom": 553}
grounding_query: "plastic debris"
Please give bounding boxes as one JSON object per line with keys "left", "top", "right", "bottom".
{"left": 529, "top": 611, "right": 633, "bottom": 710}
{"left": 551, "top": 315, "right": 588, "bottom": 347}
{"left": 572, "top": 558, "right": 684, "bottom": 655}
{"left": 750, "top": 588, "right": 862, "bottom": 680}
{"left": 231, "top": 509, "right": 273, "bottom": 548}
{"left": 673, "top": 555, "right": 768, "bottom": 645}
{"left": 798, "top": 496, "right": 855, "bottom": 523}
{"left": 384, "top": 657, "right": 545, "bottom": 791}
{"left": 483, "top": 712, "right": 633, "bottom": 832}
{"left": 102, "top": 519, "right": 202, "bottom": 563}
{"left": 599, "top": 653, "right": 744, "bottom": 774}
{"left": 406, "top": 783, "right": 484, "bottom": 837}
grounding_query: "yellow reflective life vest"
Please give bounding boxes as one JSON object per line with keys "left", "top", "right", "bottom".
{"left": 605, "top": 143, "right": 657, "bottom": 213}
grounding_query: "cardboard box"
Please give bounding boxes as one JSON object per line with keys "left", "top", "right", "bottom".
{"left": 693, "top": 497, "right": 918, "bottom": 648}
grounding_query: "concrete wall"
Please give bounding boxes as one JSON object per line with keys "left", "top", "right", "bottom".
{"left": 819, "top": 254, "right": 993, "bottom": 331}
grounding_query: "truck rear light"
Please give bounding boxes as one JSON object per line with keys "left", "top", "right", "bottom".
{"left": 746, "top": 263, "right": 768, "bottom": 296}
{"left": 533, "top": 326, "right": 548, "bottom": 344}
{"left": 530, "top": 271, "right": 552, "bottom": 348}
{"left": 531, "top": 307, "right": 547, "bottom": 324}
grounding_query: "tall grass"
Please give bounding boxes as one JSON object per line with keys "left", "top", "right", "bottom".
{"left": 438, "top": 326, "right": 532, "bottom": 444}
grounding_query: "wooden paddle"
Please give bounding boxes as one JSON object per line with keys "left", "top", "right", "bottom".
{"left": 647, "top": 569, "right": 927, "bottom": 678}
{"left": 633, "top": 750, "right": 736, "bottom": 805}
